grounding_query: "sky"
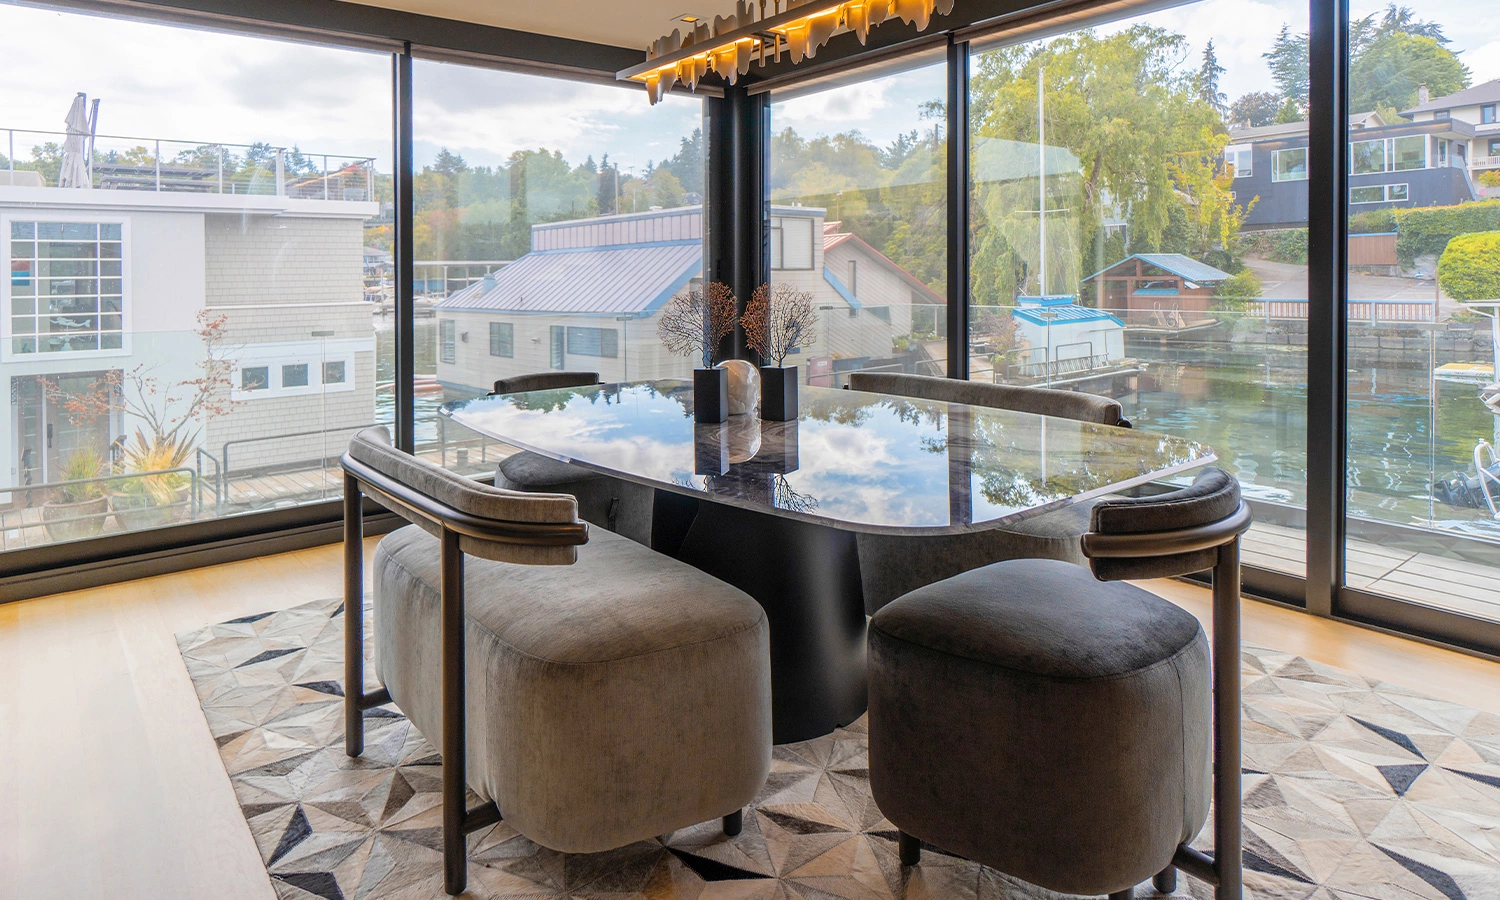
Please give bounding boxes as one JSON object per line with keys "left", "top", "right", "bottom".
{"left": 2, "top": 0, "right": 1498, "bottom": 174}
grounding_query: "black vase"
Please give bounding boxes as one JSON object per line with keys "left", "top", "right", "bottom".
{"left": 760, "top": 365, "right": 798, "bottom": 421}
{"left": 694, "top": 366, "right": 729, "bottom": 424}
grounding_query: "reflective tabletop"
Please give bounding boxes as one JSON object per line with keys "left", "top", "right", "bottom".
{"left": 442, "top": 380, "right": 1215, "bottom": 535}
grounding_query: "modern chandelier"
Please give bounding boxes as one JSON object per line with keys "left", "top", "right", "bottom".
{"left": 618, "top": 0, "right": 955, "bottom": 104}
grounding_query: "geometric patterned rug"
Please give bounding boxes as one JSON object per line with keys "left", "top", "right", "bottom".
{"left": 177, "top": 597, "right": 1500, "bottom": 900}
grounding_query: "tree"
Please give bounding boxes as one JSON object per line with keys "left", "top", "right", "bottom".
{"left": 1228, "top": 92, "right": 1283, "bottom": 127}
{"left": 1263, "top": 25, "right": 1310, "bottom": 111}
{"left": 1274, "top": 98, "right": 1304, "bottom": 124}
{"left": 1349, "top": 31, "right": 1470, "bottom": 114}
{"left": 597, "top": 153, "right": 618, "bottom": 215}
{"left": 432, "top": 147, "right": 468, "bottom": 178}
{"left": 1196, "top": 40, "right": 1228, "bottom": 120}
{"left": 649, "top": 168, "right": 686, "bottom": 208}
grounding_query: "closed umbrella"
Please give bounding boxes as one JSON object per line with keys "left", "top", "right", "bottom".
{"left": 59, "top": 93, "right": 92, "bottom": 188}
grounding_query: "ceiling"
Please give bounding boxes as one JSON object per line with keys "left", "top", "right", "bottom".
{"left": 334, "top": 0, "right": 721, "bottom": 50}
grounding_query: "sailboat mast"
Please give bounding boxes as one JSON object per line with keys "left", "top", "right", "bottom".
{"left": 1038, "top": 65, "right": 1046, "bottom": 297}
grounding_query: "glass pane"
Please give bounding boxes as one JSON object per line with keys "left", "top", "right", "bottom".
{"left": 0, "top": 3, "right": 390, "bottom": 550}
{"left": 414, "top": 60, "right": 706, "bottom": 473}
{"left": 970, "top": 1, "right": 1310, "bottom": 576}
{"left": 1346, "top": 5, "right": 1500, "bottom": 622}
{"left": 768, "top": 52, "right": 949, "bottom": 385}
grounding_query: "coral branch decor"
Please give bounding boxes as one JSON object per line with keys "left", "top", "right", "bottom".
{"left": 619, "top": 0, "right": 956, "bottom": 105}
{"left": 658, "top": 282, "right": 739, "bottom": 422}
{"left": 744, "top": 283, "right": 818, "bottom": 420}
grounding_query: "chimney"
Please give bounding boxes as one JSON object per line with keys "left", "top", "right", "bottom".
{"left": 481, "top": 273, "right": 496, "bottom": 292}
{"left": 1418, "top": 84, "right": 1430, "bottom": 104}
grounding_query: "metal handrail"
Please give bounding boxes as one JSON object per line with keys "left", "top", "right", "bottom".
{"left": 2, "top": 466, "right": 203, "bottom": 517}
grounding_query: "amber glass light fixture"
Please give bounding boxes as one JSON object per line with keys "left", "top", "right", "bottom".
{"left": 617, "top": 0, "right": 955, "bottom": 104}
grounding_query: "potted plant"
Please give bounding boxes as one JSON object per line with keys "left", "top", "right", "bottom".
{"left": 743, "top": 283, "right": 818, "bottom": 420}
{"left": 110, "top": 429, "right": 193, "bottom": 531}
{"left": 657, "top": 282, "right": 738, "bottom": 423}
{"left": 41, "top": 447, "right": 110, "bottom": 541}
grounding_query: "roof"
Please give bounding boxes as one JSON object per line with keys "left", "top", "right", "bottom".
{"left": 1010, "top": 303, "right": 1124, "bottom": 327}
{"left": 1402, "top": 79, "right": 1500, "bottom": 116}
{"left": 436, "top": 240, "right": 699, "bottom": 316}
{"left": 821, "top": 226, "right": 945, "bottom": 304}
{"left": 1082, "top": 253, "right": 1231, "bottom": 284}
{"left": 1228, "top": 114, "right": 1393, "bottom": 143}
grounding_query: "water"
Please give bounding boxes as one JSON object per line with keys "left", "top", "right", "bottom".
{"left": 1118, "top": 336, "right": 1500, "bottom": 537}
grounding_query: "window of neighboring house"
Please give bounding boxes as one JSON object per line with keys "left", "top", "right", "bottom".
{"left": 282, "top": 363, "right": 309, "bottom": 388}
{"left": 847, "top": 260, "right": 858, "bottom": 298}
{"left": 1350, "top": 183, "right": 1408, "bottom": 204}
{"left": 1224, "top": 145, "right": 1252, "bottom": 178}
{"left": 439, "top": 318, "right": 456, "bottom": 364}
{"left": 1434, "top": 110, "right": 1450, "bottom": 121}
{"left": 8, "top": 220, "right": 124, "bottom": 354}
{"left": 871, "top": 307, "right": 891, "bottom": 323}
{"left": 241, "top": 366, "right": 270, "bottom": 391}
{"left": 1391, "top": 135, "right": 1427, "bottom": 170}
{"left": 549, "top": 325, "right": 564, "bottom": 369}
{"left": 565, "top": 326, "right": 618, "bottom": 358}
{"left": 1483, "top": 105, "right": 1497, "bottom": 125}
{"left": 1489, "top": 138, "right": 1500, "bottom": 157}
{"left": 770, "top": 215, "right": 814, "bottom": 269}
{"left": 323, "top": 360, "right": 346, "bottom": 384}
{"left": 1272, "top": 148, "right": 1308, "bottom": 182}
{"left": 489, "top": 321, "right": 514, "bottom": 357}
{"left": 1350, "top": 139, "right": 1386, "bottom": 175}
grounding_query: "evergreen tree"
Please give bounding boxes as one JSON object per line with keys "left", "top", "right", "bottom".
{"left": 1263, "top": 25, "right": 1310, "bottom": 110}
{"left": 1196, "top": 40, "right": 1228, "bottom": 120}
{"left": 596, "top": 153, "right": 617, "bottom": 215}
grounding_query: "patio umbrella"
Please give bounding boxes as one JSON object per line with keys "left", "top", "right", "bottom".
{"left": 58, "top": 93, "right": 92, "bottom": 188}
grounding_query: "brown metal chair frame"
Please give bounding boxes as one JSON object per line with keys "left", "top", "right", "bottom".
{"left": 1080, "top": 500, "right": 1253, "bottom": 900}
{"left": 340, "top": 452, "right": 590, "bottom": 896}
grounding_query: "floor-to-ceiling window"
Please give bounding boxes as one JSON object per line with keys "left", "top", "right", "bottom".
{"left": 411, "top": 61, "right": 705, "bottom": 473}
{"left": 967, "top": 4, "right": 1310, "bottom": 581}
{"left": 768, "top": 52, "right": 949, "bottom": 385}
{"left": 0, "top": 1, "right": 391, "bottom": 551}
{"left": 1341, "top": 4, "right": 1500, "bottom": 630}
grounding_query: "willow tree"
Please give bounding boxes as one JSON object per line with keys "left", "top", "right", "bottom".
{"left": 968, "top": 26, "right": 1225, "bottom": 306}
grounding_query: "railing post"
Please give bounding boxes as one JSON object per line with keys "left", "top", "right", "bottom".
{"left": 275, "top": 148, "right": 286, "bottom": 196}
{"left": 217, "top": 145, "right": 223, "bottom": 194}
{"left": 154, "top": 139, "right": 161, "bottom": 191}
{"left": 324, "top": 154, "right": 329, "bottom": 200}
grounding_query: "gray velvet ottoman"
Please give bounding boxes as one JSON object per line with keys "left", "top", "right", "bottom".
{"left": 373, "top": 523, "right": 772, "bottom": 853}
{"left": 867, "top": 558, "right": 1211, "bottom": 898}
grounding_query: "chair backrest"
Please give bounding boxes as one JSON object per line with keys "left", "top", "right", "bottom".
{"left": 344, "top": 426, "right": 587, "bottom": 565}
{"left": 1081, "top": 467, "right": 1249, "bottom": 581}
{"left": 847, "top": 371, "right": 1130, "bottom": 428}
{"left": 491, "top": 371, "right": 601, "bottom": 396}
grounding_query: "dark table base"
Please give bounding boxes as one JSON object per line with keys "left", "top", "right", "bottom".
{"left": 654, "top": 492, "right": 869, "bottom": 744}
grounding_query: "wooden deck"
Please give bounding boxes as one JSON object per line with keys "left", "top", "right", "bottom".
{"left": 1245, "top": 520, "right": 1500, "bottom": 621}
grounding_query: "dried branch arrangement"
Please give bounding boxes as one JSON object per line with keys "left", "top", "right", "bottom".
{"left": 743, "top": 282, "right": 817, "bottom": 366}
{"left": 657, "top": 281, "right": 738, "bottom": 368}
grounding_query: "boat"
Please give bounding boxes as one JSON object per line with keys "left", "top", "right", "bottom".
{"left": 1432, "top": 440, "right": 1500, "bottom": 517}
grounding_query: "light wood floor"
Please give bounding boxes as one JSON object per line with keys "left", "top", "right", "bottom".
{"left": 3, "top": 543, "right": 1500, "bottom": 900}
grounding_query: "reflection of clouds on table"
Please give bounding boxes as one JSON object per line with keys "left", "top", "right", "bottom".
{"left": 445, "top": 382, "right": 1212, "bottom": 533}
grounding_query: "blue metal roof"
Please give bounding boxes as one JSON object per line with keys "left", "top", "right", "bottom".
{"left": 1010, "top": 304, "right": 1124, "bottom": 327}
{"left": 436, "top": 240, "right": 701, "bottom": 316}
{"left": 1082, "top": 253, "right": 1231, "bottom": 284}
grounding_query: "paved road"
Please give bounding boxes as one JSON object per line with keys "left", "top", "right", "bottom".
{"left": 1245, "top": 256, "right": 1458, "bottom": 317}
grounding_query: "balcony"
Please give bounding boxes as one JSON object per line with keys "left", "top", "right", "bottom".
{"left": 1, "top": 127, "right": 378, "bottom": 202}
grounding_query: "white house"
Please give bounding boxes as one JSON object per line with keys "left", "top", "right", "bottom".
{"left": 1, "top": 168, "right": 378, "bottom": 504}
{"left": 432, "top": 204, "right": 946, "bottom": 394}
{"left": 1401, "top": 80, "right": 1500, "bottom": 176}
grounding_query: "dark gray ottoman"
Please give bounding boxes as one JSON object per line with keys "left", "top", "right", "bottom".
{"left": 868, "top": 558, "right": 1211, "bottom": 897}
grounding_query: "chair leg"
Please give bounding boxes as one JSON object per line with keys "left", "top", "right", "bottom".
{"left": 1212, "top": 544, "right": 1244, "bottom": 900}
{"left": 1109, "top": 890, "right": 1135, "bottom": 900}
{"left": 723, "top": 810, "right": 744, "bottom": 836}
{"left": 898, "top": 831, "right": 921, "bottom": 866}
{"left": 343, "top": 477, "right": 365, "bottom": 758}
{"left": 440, "top": 529, "right": 468, "bottom": 896}
{"left": 1153, "top": 866, "right": 1177, "bottom": 894}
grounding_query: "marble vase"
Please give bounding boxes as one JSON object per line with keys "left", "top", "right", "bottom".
{"left": 716, "top": 359, "right": 762, "bottom": 416}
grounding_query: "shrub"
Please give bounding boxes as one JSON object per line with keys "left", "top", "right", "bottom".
{"left": 1395, "top": 200, "right": 1500, "bottom": 267}
{"left": 1215, "top": 270, "right": 1263, "bottom": 312}
{"left": 1237, "top": 228, "right": 1309, "bottom": 264}
{"left": 1437, "top": 231, "right": 1500, "bottom": 302}
{"left": 1349, "top": 208, "right": 1398, "bottom": 235}
{"left": 1478, "top": 171, "right": 1500, "bottom": 189}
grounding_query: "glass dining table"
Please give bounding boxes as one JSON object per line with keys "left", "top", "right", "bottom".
{"left": 443, "top": 379, "right": 1214, "bottom": 741}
